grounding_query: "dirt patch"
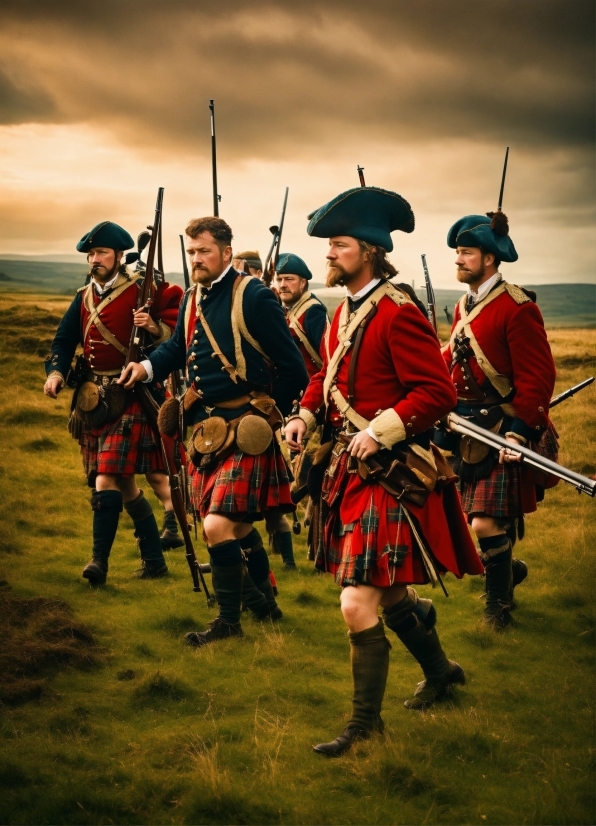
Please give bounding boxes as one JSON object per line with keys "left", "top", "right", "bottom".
{"left": 0, "top": 586, "right": 104, "bottom": 705}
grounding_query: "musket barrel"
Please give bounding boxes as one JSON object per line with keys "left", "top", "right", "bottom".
{"left": 447, "top": 412, "right": 596, "bottom": 496}
{"left": 209, "top": 99, "right": 219, "bottom": 217}
{"left": 498, "top": 146, "right": 509, "bottom": 211}
{"left": 549, "top": 377, "right": 594, "bottom": 408}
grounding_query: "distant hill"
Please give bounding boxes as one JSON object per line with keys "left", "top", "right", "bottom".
{"left": 0, "top": 258, "right": 188, "bottom": 295}
{"left": 0, "top": 258, "right": 593, "bottom": 327}
{"left": 311, "top": 282, "right": 595, "bottom": 328}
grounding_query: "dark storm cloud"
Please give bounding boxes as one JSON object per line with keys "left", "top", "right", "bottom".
{"left": 0, "top": 0, "right": 593, "bottom": 158}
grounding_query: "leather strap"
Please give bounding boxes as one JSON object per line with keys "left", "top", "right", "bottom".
{"left": 285, "top": 290, "right": 325, "bottom": 368}
{"left": 347, "top": 303, "right": 378, "bottom": 405}
{"left": 83, "top": 275, "right": 141, "bottom": 356}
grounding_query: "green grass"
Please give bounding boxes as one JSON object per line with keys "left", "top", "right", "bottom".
{"left": 0, "top": 293, "right": 594, "bottom": 825}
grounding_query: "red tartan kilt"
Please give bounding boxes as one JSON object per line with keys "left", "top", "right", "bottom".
{"left": 318, "top": 450, "right": 481, "bottom": 587}
{"left": 459, "top": 421, "right": 559, "bottom": 518}
{"left": 78, "top": 399, "right": 163, "bottom": 477}
{"left": 190, "top": 440, "right": 293, "bottom": 520}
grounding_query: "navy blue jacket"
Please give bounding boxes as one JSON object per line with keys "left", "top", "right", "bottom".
{"left": 149, "top": 270, "right": 309, "bottom": 421}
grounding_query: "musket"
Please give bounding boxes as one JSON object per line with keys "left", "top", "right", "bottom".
{"left": 126, "top": 187, "right": 163, "bottom": 361}
{"left": 209, "top": 99, "right": 220, "bottom": 216}
{"left": 357, "top": 165, "right": 366, "bottom": 187}
{"left": 179, "top": 234, "right": 190, "bottom": 291}
{"left": 263, "top": 186, "right": 289, "bottom": 287}
{"left": 497, "top": 146, "right": 509, "bottom": 211}
{"left": 446, "top": 412, "right": 596, "bottom": 497}
{"left": 550, "top": 377, "right": 594, "bottom": 408}
{"left": 421, "top": 254, "right": 437, "bottom": 333}
{"left": 125, "top": 193, "right": 213, "bottom": 605}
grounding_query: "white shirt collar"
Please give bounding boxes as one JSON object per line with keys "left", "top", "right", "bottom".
{"left": 468, "top": 272, "right": 502, "bottom": 304}
{"left": 92, "top": 272, "right": 119, "bottom": 296}
{"left": 348, "top": 277, "right": 382, "bottom": 300}
{"left": 200, "top": 263, "right": 232, "bottom": 294}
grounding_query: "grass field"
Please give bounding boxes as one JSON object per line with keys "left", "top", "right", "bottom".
{"left": 0, "top": 292, "right": 594, "bottom": 826}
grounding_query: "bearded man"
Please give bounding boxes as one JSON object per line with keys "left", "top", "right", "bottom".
{"left": 120, "top": 217, "right": 308, "bottom": 645}
{"left": 43, "top": 221, "right": 183, "bottom": 584}
{"left": 284, "top": 187, "right": 482, "bottom": 756}
{"left": 438, "top": 211, "right": 558, "bottom": 629}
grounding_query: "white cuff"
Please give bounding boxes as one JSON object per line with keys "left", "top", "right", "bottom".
{"left": 365, "top": 426, "right": 380, "bottom": 443}
{"left": 369, "top": 408, "right": 406, "bottom": 449}
{"left": 141, "top": 359, "right": 154, "bottom": 383}
{"left": 297, "top": 407, "right": 317, "bottom": 435}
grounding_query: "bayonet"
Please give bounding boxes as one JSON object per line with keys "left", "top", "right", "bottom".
{"left": 357, "top": 165, "right": 366, "bottom": 187}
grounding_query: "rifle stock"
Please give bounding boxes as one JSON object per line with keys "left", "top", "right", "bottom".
{"left": 446, "top": 412, "right": 596, "bottom": 497}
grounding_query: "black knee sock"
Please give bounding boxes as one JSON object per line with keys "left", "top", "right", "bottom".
{"left": 124, "top": 491, "right": 165, "bottom": 564}
{"left": 91, "top": 490, "right": 122, "bottom": 561}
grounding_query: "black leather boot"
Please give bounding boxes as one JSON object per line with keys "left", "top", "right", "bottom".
{"left": 160, "top": 509, "right": 184, "bottom": 550}
{"left": 479, "top": 535, "right": 513, "bottom": 629}
{"left": 242, "top": 529, "right": 283, "bottom": 618}
{"left": 82, "top": 490, "right": 122, "bottom": 585}
{"left": 274, "top": 531, "right": 296, "bottom": 569}
{"left": 185, "top": 540, "right": 244, "bottom": 647}
{"left": 384, "top": 588, "right": 465, "bottom": 710}
{"left": 313, "top": 620, "right": 389, "bottom": 756}
{"left": 124, "top": 491, "right": 168, "bottom": 578}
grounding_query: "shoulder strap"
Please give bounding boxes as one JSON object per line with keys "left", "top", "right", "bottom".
{"left": 448, "top": 281, "right": 514, "bottom": 402}
{"left": 323, "top": 280, "right": 411, "bottom": 403}
{"left": 504, "top": 283, "right": 532, "bottom": 305}
{"left": 231, "top": 276, "right": 270, "bottom": 381}
{"left": 83, "top": 275, "right": 141, "bottom": 356}
{"left": 196, "top": 279, "right": 242, "bottom": 384}
{"left": 287, "top": 296, "right": 325, "bottom": 368}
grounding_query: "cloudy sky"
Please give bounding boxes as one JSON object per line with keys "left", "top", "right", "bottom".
{"left": 0, "top": 0, "right": 593, "bottom": 287}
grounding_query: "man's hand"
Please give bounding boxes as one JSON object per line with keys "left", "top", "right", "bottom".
{"left": 118, "top": 362, "right": 148, "bottom": 388}
{"left": 133, "top": 308, "right": 160, "bottom": 336}
{"left": 346, "top": 430, "right": 381, "bottom": 461}
{"left": 43, "top": 376, "right": 64, "bottom": 399}
{"left": 499, "top": 435, "right": 523, "bottom": 464}
{"left": 284, "top": 417, "right": 307, "bottom": 451}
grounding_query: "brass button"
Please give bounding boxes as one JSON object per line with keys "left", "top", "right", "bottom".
{"left": 465, "top": 386, "right": 470, "bottom": 390}
{"left": 407, "top": 422, "right": 412, "bottom": 428}
{"left": 193, "top": 339, "right": 198, "bottom": 345}
{"left": 538, "top": 406, "right": 544, "bottom": 413}
{"left": 411, "top": 415, "right": 417, "bottom": 422}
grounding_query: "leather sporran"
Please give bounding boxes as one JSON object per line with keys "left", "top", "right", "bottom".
{"left": 74, "top": 379, "right": 126, "bottom": 427}
{"left": 355, "top": 443, "right": 441, "bottom": 508}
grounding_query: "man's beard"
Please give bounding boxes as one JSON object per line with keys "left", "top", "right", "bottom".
{"left": 456, "top": 263, "right": 485, "bottom": 286}
{"left": 88, "top": 260, "right": 118, "bottom": 282}
{"left": 326, "top": 264, "right": 354, "bottom": 288}
{"left": 191, "top": 262, "right": 222, "bottom": 285}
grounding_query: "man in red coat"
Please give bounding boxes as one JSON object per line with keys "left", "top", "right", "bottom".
{"left": 43, "top": 221, "right": 184, "bottom": 584}
{"left": 284, "top": 187, "right": 482, "bottom": 756}
{"left": 440, "top": 211, "right": 557, "bottom": 629}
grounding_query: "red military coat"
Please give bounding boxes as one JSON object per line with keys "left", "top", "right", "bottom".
{"left": 300, "top": 281, "right": 482, "bottom": 584}
{"left": 444, "top": 281, "right": 557, "bottom": 515}
{"left": 80, "top": 274, "right": 182, "bottom": 373}
{"left": 443, "top": 281, "right": 556, "bottom": 440}
{"left": 283, "top": 292, "right": 329, "bottom": 380}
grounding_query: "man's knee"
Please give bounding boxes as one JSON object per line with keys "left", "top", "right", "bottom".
{"left": 471, "top": 515, "right": 504, "bottom": 539}
{"left": 203, "top": 514, "right": 237, "bottom": 545}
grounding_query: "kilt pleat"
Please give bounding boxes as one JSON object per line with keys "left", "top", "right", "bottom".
{"left": 78, "top": 399, "right": 163, "bottom": 477}
{"left": 190, "top": 439, "right": 293, "bottom": 519}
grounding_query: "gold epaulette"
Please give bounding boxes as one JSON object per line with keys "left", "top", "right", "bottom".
{"left": 76, "top": 284, "right": 87, "bottom": 293}
{"left": 504, "top": 283, "right": 531, "bottom": 305}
